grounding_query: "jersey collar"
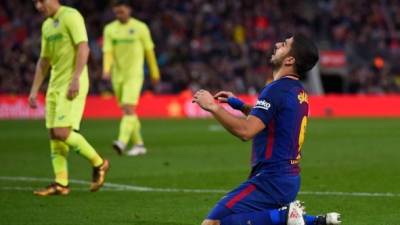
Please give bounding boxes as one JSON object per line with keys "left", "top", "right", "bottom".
{"left": 118, "top": 18, "right": 133, "bottom": 25}
{"left": 51, "top": 6, "right": 64, "bottom": 19}
{"left": 281, "top": 74, "right": 299, "bottom": 80}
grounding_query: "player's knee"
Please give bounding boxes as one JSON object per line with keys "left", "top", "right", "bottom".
{"left": 201, "top": 219, "right": 220, "bottom": 225}
{"left": 121, "top": 105, "right": 136, "bottom": 115}
{"left": 51, "top": 128, "right": 71, "bottom": 141}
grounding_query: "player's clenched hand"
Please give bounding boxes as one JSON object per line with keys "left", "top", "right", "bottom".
{"left": 102, "top": 72, "right": 111, "bottom": 81}
{"left": 214, "top": 91, "right": 235, "bottom": 103}
{"left": 151, "top": 77, "right": 160, "bottom": 87}
{"left": 28, "top": 93, "right": 38, "bottom": 109}
{"left": 67, "top": 78, "right": 80, "bottom": 100}
{"left": 192, "top": 89, "right": 218, "bottom": 112}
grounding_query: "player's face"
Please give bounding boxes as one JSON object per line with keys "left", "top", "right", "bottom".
{"left": 33, "top": 0, "right": 56, "bottom": 17}
{"left": 270, "top": 37, "right": 294, "bottom": 66}
{"left": 113, "top": 5, "right": 131, "bottom": 23}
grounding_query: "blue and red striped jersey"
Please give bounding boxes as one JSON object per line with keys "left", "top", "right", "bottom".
{"left": 249, "top": 76, "right": 309, "bottom": 176}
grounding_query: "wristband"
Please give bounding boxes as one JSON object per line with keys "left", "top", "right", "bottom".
{"left": 227, "top": 97, "right": 244, "bottom": 110}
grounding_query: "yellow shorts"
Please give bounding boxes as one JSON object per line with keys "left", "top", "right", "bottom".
{"left": 45, "top": 90, "right": 87, "bottom": 130}
{"left": 111, "top": 77, "right": 143, "bottom": 106}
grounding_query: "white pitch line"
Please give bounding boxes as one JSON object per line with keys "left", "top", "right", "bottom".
{"left": 300, "top": 191, "right": 400, "bottom": 198}
{"left": 208, "top": 124, "right": 224, "bottom": 132}
{"left": 0, "top": 176, "right": 226, "bottom": 193}
{"left": 0, "top": 176, "right": 399, "bottom": 197}
{"left": 0, "top": 186, "right": 115, "bottom": 191}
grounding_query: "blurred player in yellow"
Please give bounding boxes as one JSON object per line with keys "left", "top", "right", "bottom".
{"left": 102, "top": 0, "right": 160, "bottom": 156}
{"left": 29, "top": 0, "right": 109, "bottom": 196}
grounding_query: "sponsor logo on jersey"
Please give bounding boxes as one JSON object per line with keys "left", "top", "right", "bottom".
{"left": 47, "top": 33, "right": 63, "bottom": 42}
{"left": 112, "top": 38, "right": 135, "bottom": 45}
{"left": 254, "top": 100, "right": 271, "bottom": 111}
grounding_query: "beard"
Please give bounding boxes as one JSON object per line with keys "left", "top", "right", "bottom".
{"left": 269, "top": 47, "right": 289, "bottom": 72}
{"left": 269, "top": 55, "right": 283, "bottom": 71}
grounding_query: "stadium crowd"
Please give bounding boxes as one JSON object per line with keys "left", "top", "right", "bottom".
{"left": 1, "top": 0, "right": 400, "bottom": 94}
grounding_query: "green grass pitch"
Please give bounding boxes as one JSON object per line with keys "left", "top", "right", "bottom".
{"left": 1, "top": 118, "right": 400, "bottom": 225}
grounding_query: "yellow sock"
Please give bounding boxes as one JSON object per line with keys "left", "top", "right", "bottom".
{"left": 65, "top": 131, "right": 103, "bottom": 167}
{"left": 118, "top": 115, "right": 136, "bottom": 144}
{"left": 50, "top": 140, "right": 69, "bottom": 186}
{"left": 131, "top": 115, "right": 144, "bottom": 145}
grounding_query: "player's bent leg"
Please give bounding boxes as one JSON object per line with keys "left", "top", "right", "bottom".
{"left": 34, "top": 137, "right": 71, "bottom": 196}
{"left": 113, "top": 104, "right": 136, "bottom": 155}
{"left": 49, "top": 139, "right": 69, "bottom": 186}
{"left": 52, "top": 127, "right": 110, "bottom": 192}
{"left": 50, "top": 127, "right": 71, "bottom": 141}
{"left": 210, "top": 201, "right": 334, "bottom": 225}
{"left": 120, "top": 104, "right": 147, "bottom": 156}
{"left": 62, "top": 128, "right": 103, "bottom": 166}
{"left": 64, "top": 130, "right": 110, "bottom": 191}
{"left": 205, "top": 183, "right": 281, "bottom": 225}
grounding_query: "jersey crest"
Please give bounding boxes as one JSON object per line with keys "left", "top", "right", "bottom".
{"left": 297, "top": 91, "right": 308, "bottom": 104}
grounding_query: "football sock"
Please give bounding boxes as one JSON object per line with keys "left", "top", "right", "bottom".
{"left": 50, "top": 140, "right": 69, "bottom": 186}
{"left": 118, "top": 115, "right": 136, "bottom": 145}
{"left": 275, "top": 209, "right": 317, "bottom": 225}
{"left": 65, "top": 131, "right": 103, "bottom": 167}
{"left": 304, "top": 215, "right": 318, "bottom": 225}
{"left": 130, "top": 115, "right": 144, "bottom": 145}
{"left": 220, "top": 209, "right": 317, "bottom": 225}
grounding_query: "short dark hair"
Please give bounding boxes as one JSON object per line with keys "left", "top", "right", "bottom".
{"left": 289, "top": 34, "right": 319, "bottom": 76}
{"left": 112, "top": 0, "right": 131, "bottom": 7}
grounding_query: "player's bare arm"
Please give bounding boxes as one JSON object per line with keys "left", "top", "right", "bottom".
{"left": 214, "top": 91, "right": 253, "bottom": 116}
{"left": 29, "top": 57, "right": 50, "bottom": 108}
{"left": 193, "top": 89, "right": 265, "bottom": 141}
{"left": 68, "top": 41, "right": 89, "bottom": 100}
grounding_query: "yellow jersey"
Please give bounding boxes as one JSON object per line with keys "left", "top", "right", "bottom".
{"left": 103, "top": 18, "right": 155, "bottom": 82}
{"left": 40, "top": 6, "right": 89, "bottom": 93}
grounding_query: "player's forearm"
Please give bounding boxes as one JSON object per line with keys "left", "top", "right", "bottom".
{"left": 72, "top": 42, "right": 90, "bottom": 80}
{"left": 30, "top": 58, "right": 50, "bottom": 95}
{"left": 145, "top": 50, "right": 160, "bottom": 80}
{"left": 226, "top": 97, "right": 252, "bottom": 116}
{"left": 210, "top": 105, "right": 252, "bottom": 141}
{"left": 103, "top": 51, "right": 113, "bottom": 74}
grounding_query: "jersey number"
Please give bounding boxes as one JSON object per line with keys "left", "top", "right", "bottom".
{"left": 296, "top": 116, "right": 308, "bottom": 160}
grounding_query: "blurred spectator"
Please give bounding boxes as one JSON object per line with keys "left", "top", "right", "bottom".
{"left": 1, "top": 0, "right": 400, "bottom": 94}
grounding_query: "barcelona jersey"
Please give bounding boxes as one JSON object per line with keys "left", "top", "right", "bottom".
{"left": 250, "top": 76, "right": 309, "bottom": 176}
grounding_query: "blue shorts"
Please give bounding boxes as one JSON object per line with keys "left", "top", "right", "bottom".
{"left": 207, "top": 172, "right": 300, "bottom": 220}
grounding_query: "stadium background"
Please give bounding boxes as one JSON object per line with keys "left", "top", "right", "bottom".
{"left": 1, "top": 1, "right": 400, "bottom": 225}
{"left": 2, "top": 0, "right": 400, "bottom": 118}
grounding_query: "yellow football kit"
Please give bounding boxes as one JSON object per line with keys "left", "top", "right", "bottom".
{"left": 35, "top": 6, "right": 105, "bottom": 190}
{"left": 102, "top": 18, "right": 155, "bottom": 105}
{"left": 102, "top": 17, "right": 159, "bottom": 149}
{"left": 41, "top": 6, "right": 88, "bottom": 130}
